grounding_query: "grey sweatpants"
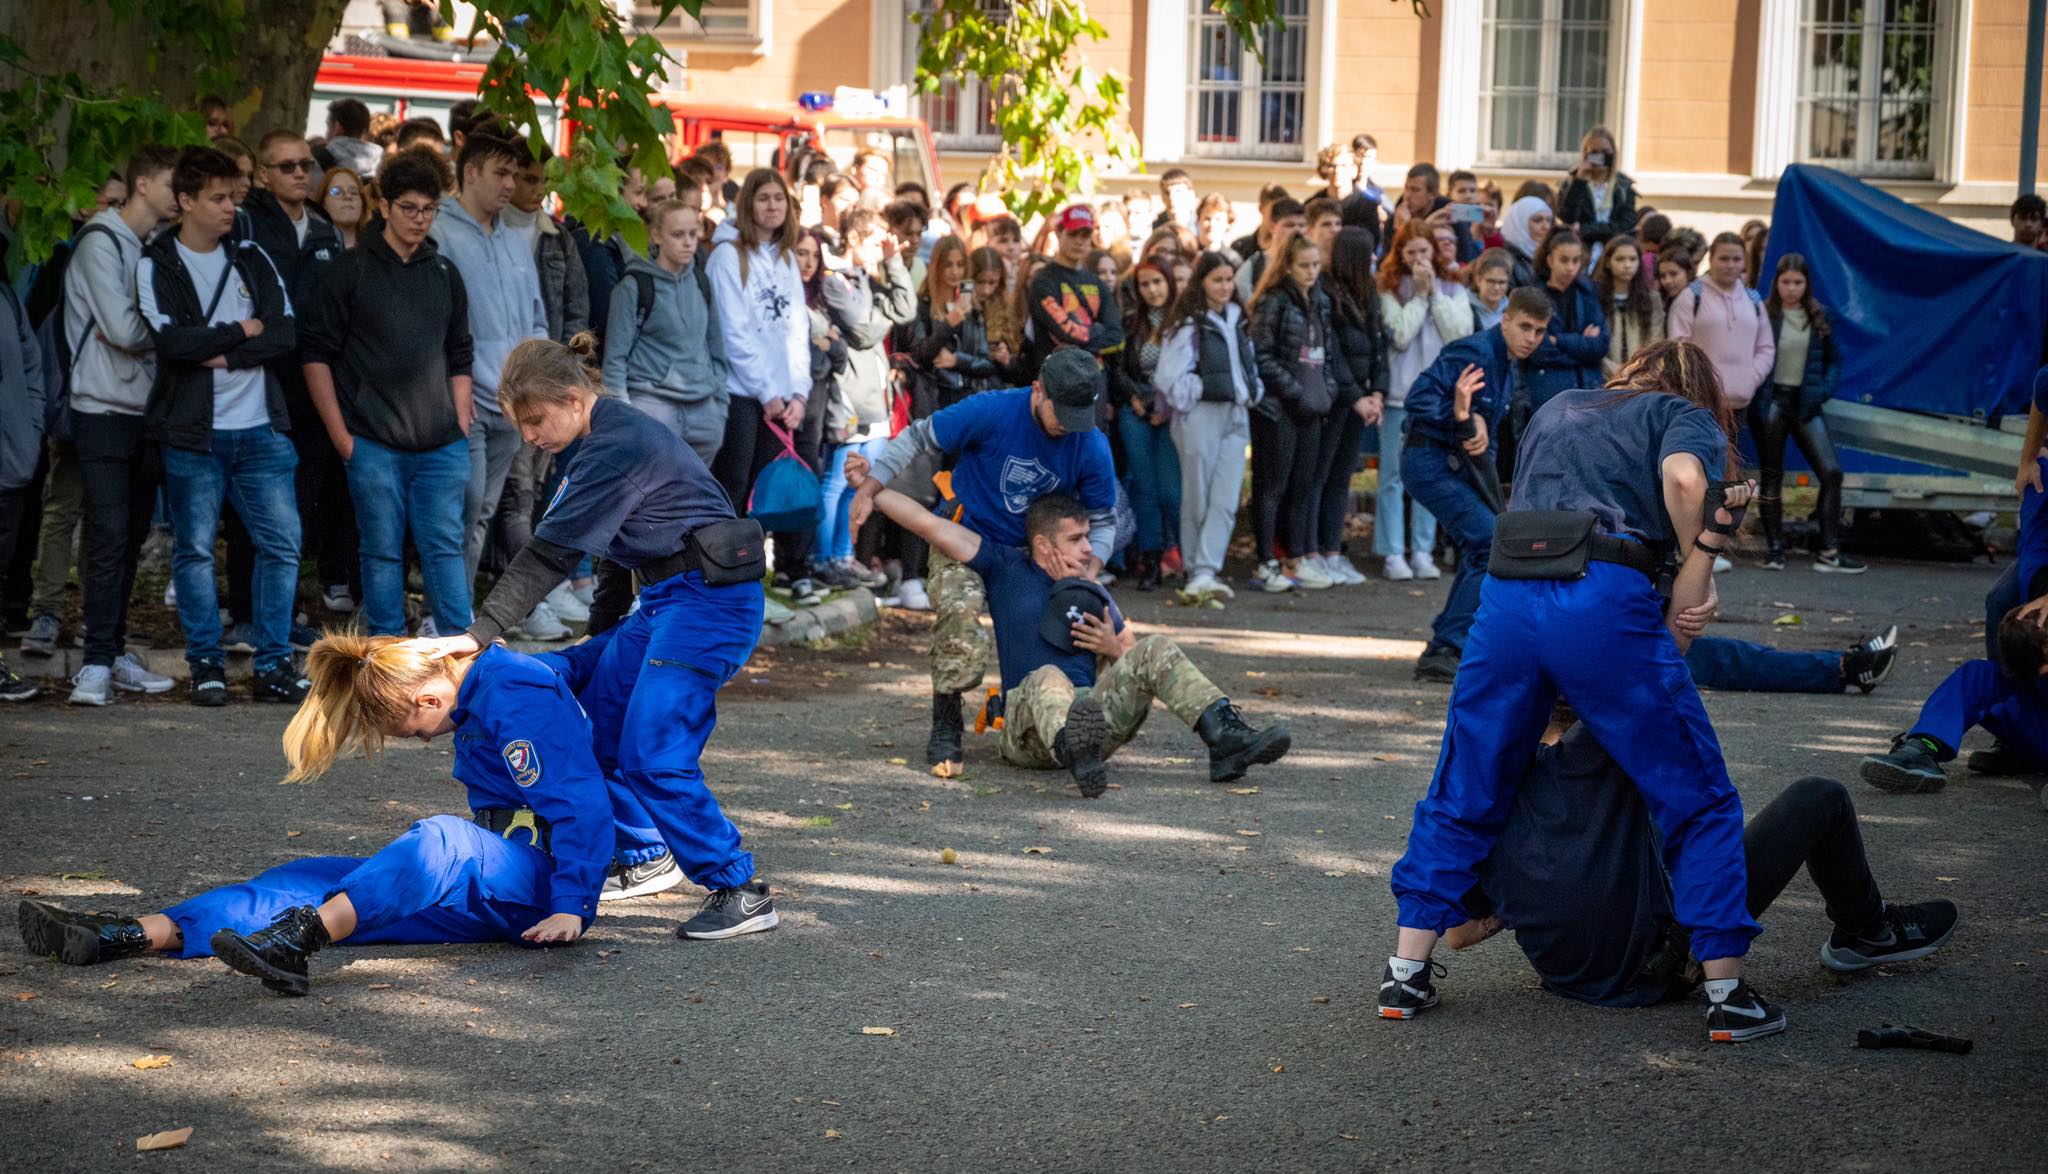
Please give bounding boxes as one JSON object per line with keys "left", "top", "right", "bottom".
{"left": 632, "top": 392, "right": 730, "bottom": 468}
{"left": 465, "top": 407, "right": 524, "bottom": 587}
{"left": 1171, "top": 401, "right": 1250, "bottom": 580}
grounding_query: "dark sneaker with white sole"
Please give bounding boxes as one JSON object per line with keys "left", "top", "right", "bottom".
{"left": 17, "top": 900, "right": 149, "bottom": 965}
{"left": 1861, "top": 736, "right": 1947, "bottom": 793}
{"left": 598, "top": 852, "right": 684, "bottom": 902}
{"left": 1705, "top": 981, "right": 1786, "bottom": 1043}
{"left": 254, "top": 665, "right": 311, "bottom": 704}
{"left": 0, "top": 661, "right": 38, "bottom": 702}
{"left": 1840, "top": 625, "right": 1899, "bottom": 693}
{"left": 1377, "top": 958, "right": 1446, "bottom": 1020}
{"left": 677, "top": 879, "right": 778, "bottom": 940}
{"left": 190, "top": 662, "right": 229, "bottom": 707}
{"left": 1815, "top": 552, "right": 1867, "bottom": 574}
{"left": 1821, "top": 899, "right": 1958, "bottom": 972}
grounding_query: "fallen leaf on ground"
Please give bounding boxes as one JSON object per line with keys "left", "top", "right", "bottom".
{"left": 1228, "top": 787, "right": 1259, "bottom": 795}
{"left": 1226, "top": 845, "right": 1249, "bottom": 852}
{"left": 834, "top": 802, "right": 854, "bottom": 810}
{"left": 860, "top": 1026, "right": 897, "bottom": 1036}
{"left": 1235, "top": 829, "right": 1261, "bottom": 837}
{"left": 131, "top": 1055, "right": 173, "bottom": 1070}
{"left": 1272, "top": 1065, "right": 1285, "bottom": 1073}
{"left": 29, "top": 759, "right": 47, "bottom": 766}
{"left": 136, "top": 1128, "right": 192, "bottom": 1152}
{"left": 1163, "top": 757, "right": 1194, "bottom": 765}
{"left": 1323, "top": 870, "right": 1347, "bottom": 878}
{"left": 366, "top": 983, "right": 393, "bottom": 991}
{"left": 1312, "top": 996, "right": 1330, "bottom": 1004}
{"left": 824, "top": 1129, "right": 843, "bottom": 1140}
{"left": 286, "top": 831, "right": 302, "bottom": 839}
{"left": 14, "top": 992, "right": 35, "bottom": 1001}
{"left": 1022, "top": 846, "right": 1051, "bottom": 855}
{"left": 1936, "top": 876, "right": 1958, "bottom": 882}
{"left": 887, "top": 757, "right": 908, "bottom": 766}
{"left": 1178, "top": 1002, "right": 1198, "bottom": 1009}
{"left": 1773, "top": 614, "right": 1802, "bottom": 626}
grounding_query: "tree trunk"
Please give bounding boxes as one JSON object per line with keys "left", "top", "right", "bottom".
{"left": 1, "top": 0, "right": 350, "bottom": 142}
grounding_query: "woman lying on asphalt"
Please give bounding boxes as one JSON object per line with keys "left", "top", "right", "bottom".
{"left": 17, "top": 633, "right": 612, "bottom": 996}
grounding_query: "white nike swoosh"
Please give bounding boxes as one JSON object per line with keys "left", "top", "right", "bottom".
{"left": 739, "top": 896, "right": 771, "bottom": 916}
{"left": 1715, "top": 1002, "right": 1769, "bottom": 1019}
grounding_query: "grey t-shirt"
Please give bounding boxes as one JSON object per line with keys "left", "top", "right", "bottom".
{"left": 1506, "top": 388, "right": 1727, "bottom": 545}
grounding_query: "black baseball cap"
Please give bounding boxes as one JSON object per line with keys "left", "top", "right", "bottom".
{"left": 1038, "top": 576, "right": 1121, "bottom": 653}
{"left": 1039, "top": 348, "right": 1104, "bottom": 434}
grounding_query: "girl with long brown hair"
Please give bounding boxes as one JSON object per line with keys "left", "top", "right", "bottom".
{"left": 1247, "top": 235, "right": 1355, "bottom": 592}
{"left": 1376, "top": 218, "right": 1474, "bottom": 581}
{"left": 16, "top": 632, "right": 612, "bottom": 994}
{"left": 1114, "top": 259, "right": 1182, "bottom": 589}
{"left": 1594, "top": 233, "right": 1664, "bottom": 377}
{"left": 1756, "top": 252, "right": 1856, "bottom": 571}
{"left": 705, "top": 167, "right": 811, "bottom": 512}
{"left": 1382, "top": 338, "right": 1781, "bottom": 1044}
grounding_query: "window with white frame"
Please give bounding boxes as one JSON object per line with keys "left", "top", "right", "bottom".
{"left": 1797, "top": 0, "right": 1940, "bottom": 177}
{"left": 631, "top": 1, "right": 763, "bottom": 45}
{"left": 1478, "top": 0, "right": 1612, "bottom": 167}
{"left": 1187, "top": 0, "right": 1308, "bottom": 159}
{"left": 906, "top": 1, "right": 1003, "bottom": 150}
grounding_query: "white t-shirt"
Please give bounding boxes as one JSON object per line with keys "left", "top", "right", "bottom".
{"left": 173, "top": 240, "right": 271, "bottom": 431}
{"left": 292, "top": 211, "right": 310, "bottom": 247}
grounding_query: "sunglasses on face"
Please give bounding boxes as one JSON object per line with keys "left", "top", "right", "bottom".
{"left": 268, "top": 159, "right": 317, "bottom": 174}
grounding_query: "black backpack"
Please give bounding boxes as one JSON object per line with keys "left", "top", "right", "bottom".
{"left": 624, "top": 264, "right": 715, "bottom": 361}
{"left": 28, "top": 222, "right": 119, "bottom": 442}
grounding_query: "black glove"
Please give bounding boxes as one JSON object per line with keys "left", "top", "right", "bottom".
{"left": 1700, "top": 480, "right": 1753, "bottom": 540}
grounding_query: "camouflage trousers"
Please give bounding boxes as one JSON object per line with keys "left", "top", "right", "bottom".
{"left": 997, "top": 634, "right": 1226, "bottom": 769}
{"left": 929, "top": 546, "right": 994, "bottom": 695}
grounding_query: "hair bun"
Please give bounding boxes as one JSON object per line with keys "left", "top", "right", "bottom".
{"left": 565, "top": 331, "right": 600, "bottom": 360}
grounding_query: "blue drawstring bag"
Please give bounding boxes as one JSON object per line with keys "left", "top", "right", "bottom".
{"left": 748, "top": 418, "right": 821, "bottom": 533}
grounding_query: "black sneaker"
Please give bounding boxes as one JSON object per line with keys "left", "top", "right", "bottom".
{"left": 1053, "top": 695, "right": 1112, "bottom": 799}
{"left": 927, "top": 691, "right": 965, "bottom": 779}
{"left": 598, "top": 851, "right": 684, "bottom": 902}
{"left": 290, "top": 622, "right": 321, "bottom": 652}
{"left": 0, "top": 661, "right": 39, "bottom": 702}
{"left": 210, "top": 905, "right": 331, "bottom": 996}
{"left": 1194, "top": 698, "right": 1291, "bottom": 782}
{"left": 1861, "top": 736, "right": 1947, "bottom": 793}
{"left": 1761, "top": 546, "right": 1787, "bottom": 570}
{"left": 1841, "top": 625, "right": 1899, "bottom": 694}
{"left": 1377, "top": 958, "right": 1446, "bottom": 1020}
{"left": 1821, "top": 899, "right": 1959, "bottom": 972}
{"left": 17, "top": 900, "right": 149, "bottom": 966}
{"left": 1414, "top": 647, "right": 1460, "bottom": 684}
{"left": 1705, "top": 980, "right": 1787, "bottom": 1043}
{"left": 253, "top": 664, "right": 311, "bottom": 704}
{"left": 1966, "top": 741, "right": 2037, "bottom": 776}
{"left": 190, "top": 661, "right": 229, "bottom": 707}
{"left": 1815, "top": 551, "right": 1868, "bottom": 574}
{"left": 676, "top": 879, "right": 778, "bottom": 940}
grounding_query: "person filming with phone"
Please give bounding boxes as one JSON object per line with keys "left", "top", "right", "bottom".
{"left": 1556, "top": 126, "right": 1638, "bottom": 263}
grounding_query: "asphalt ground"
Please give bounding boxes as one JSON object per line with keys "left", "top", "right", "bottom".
{"left": 2, "top": 554, "right": 2044, "bottom": 1171}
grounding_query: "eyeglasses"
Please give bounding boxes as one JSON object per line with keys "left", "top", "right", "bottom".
{"left": 388, "top": 200, "right": 438, "bottom": 221}
{"left": 326, "top": 185, "right": 358, "bottom": 198}
{"left": 268, "top": 159, "right": 317, "bottom": 174}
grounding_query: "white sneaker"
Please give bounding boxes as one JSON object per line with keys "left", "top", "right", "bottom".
{"left": 1253, "top": 559, "right": 1296, "bottom": 593}
{"left": 1291, "top": 559, "right": 1335, "bottom": 590}
{"left": 416, "top": 615, "right": 442, "bottom": 639}
{"left": 1325, "top": 554, "right": 1367, "bottom": 586}
{"left": 111, "top": 651, "right": 175, "bottom": 694}
{"left": 517, "top": 600, "right": 570, "bottom": 641}
{"left": 1097, "top": 570, "right": 1117, "bottom": 587}
{"left": 1410, "top": 551, "right": 1443, "bottom": 580}
{"left": 762, "top": 597, "right": 796, "bottom": 626}
{"left": 896, "top": 578, "right": 932, "bottom": 611}
{"left": 321, "top": 584, "right": 357, "bottom": 614}
{"left": 545, "top": 580, "right": 590, "bottom": 623}
{"left": 570, "top": 581, "right": 596, "bottom": 609}
{"left": 1182, "top": 571, "right": 1226, "bottom": 602}
{"left": 1383, "top": 553, "right": 1415, "bottom": 582}
{"left": 68, "top": 664, "right": 113, "bottom": 707}
{"left": 1713, "top": 554, "right": 1733, "bottom": 574}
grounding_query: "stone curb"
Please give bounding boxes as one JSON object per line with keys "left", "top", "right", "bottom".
{"left": 9, "top": 588, "right": 884, "bottom": 685}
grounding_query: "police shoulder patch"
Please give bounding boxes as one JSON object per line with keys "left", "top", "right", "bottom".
{"left": 503, "top": 739, "right": 542, "bottom": 787}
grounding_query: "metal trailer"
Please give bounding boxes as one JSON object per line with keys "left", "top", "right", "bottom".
{"left": 1824, "top": 401, "right": 2025, "bottom": 515}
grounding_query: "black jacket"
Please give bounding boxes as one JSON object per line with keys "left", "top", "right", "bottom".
{"left": 239, "top": 189, "right": 341, "bottom": 307}
{"left": 1556, "top": 171, "right": 1639, "bottom": 249}
{"left": 897, "top": 294, "right": 1019, "bottom": 413}
{"left": 1249, "top": 281, "right": 1354, "bottom": 421}
{"left": 138, "top": 233, "right": 297, "bottom": 453}
{"left": 1111, "top": 306, "right": 1171, "bottom": 415}
{"left": 1025, "top": 259, "right": 1123, "bottom": 372}
{"left": 299, "top": 227, "right": 475, "bottom": 453}
{"left": 1328, "top": 280, "right": 1391, "bottom": 402}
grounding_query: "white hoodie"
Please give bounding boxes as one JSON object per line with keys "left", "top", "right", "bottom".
{"left": 704, "top": 219, "right": 809, "bottom": 405}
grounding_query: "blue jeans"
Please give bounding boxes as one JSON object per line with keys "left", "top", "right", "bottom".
{"left": 1685, "top": 637, "right": 1844, "bottom": 694}
{"left": 1117, "top": 406, "right": 1182, "bottom": 552}
{"left": 815, "top": 438, "right": 888, "bottom": 563}
{"left": 1373, "top": 405, "right": 1437, "bottom": 557}
{"left": 162, "top": 427, "right": 300, "bottom": 672}
{"left": 1400, "top": 443, "right": 1494, "bottom": 653}
{"left": 346, "top": 435, "right": 473, "bottom": 636}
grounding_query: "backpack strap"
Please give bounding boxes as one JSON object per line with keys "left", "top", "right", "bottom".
{"left": 62, "top": 223, "right": 121, "bottom": 367}
{"left": 632, "top": 270, "right": 656, "bottom": 333}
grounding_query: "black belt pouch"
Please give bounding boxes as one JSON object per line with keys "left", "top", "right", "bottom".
{"left": 1489, "top": 510, "right": 1597, "bottom": 581}
{"left": 691, "top": 518, "right": 769, "bottom": 586}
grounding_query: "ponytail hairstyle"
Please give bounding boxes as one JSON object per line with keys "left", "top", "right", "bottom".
{"left": 1763, "top": 251, "right": 1832, "bottom": 339}
{"left": 281, "top": 634, "right": 476, "bottom": 783}
{"left": 1603, "top": 338, "right": 1737, "bottom": 476}
{"left": 1534, "top": 225, "right": 1584, "bottom": 284}
{"left": 497, "top": 334, "right": 607, "bottom": 417}
{"left": 729, "top": 166, "right": 800, "bottom": 286}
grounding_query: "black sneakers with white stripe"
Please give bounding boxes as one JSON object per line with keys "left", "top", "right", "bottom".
{"left": 1821, "top": 899, "right": 1959, "bottom": 973}
{"left": 677, "top": 879, "right": 778, "bottom": 940}
{"left": 598, "top": 851, "right": 684, "bottom": 902}
{"left": 1377, "top": 957, "right": 1446, "bottom": 1020}
{"left": 1704, "top": 980, "right": 1786, "bottom": 1043}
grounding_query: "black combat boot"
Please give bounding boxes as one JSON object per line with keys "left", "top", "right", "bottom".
{"left": 17, "top": 900, "right": 150, "bottom": 966}
{"left": 927, "top": 691, "right": 965, "bottom": 778}
{"left": 210, "top": 905, "right": 331, "bottom": 996}
{"left": 1195, "top": 698, "right": 1292, "bottom": 783}
{"left": 1052, "top": 696, "right": 1112, "bottom": 798}
{"left": 1135, "top": 551, "right": 1163, "bottom": 592}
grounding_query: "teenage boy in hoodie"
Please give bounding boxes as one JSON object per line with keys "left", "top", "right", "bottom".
{"left": 1026, "top": 204, "right": 1123, "bottom": 374}
{"left": 64, "top": 144, "right": 183, "bottom": 707}
{"left": 300, "top": 152, "right": 477, "bottom": 642}
{"left": 245, "top": 129, "right": 356, "bottom": 615}
{"left": 138, "top": 147, "right": 308, "bottom": 707}
{"left": 604, "top": 198, "right": 730, "bottom": 462}
{"left": 428, "top": 132, "right": 550, "bottom": 596}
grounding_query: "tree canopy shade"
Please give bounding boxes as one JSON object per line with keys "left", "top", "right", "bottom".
{"left": 0, "top": 0, "right": 700, "bottom": 268}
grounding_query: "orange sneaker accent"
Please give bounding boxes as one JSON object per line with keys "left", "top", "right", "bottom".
{"left": 1709, "top": 1030, "right": 1733, "bottom": 1042}
{"left": 1379, "top": 1008, "right": 1408, "bottom": 1020}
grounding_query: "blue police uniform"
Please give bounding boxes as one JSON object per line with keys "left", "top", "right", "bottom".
{"left": 1399, "top": 326, "right": 1515, "bottom": 656}
{"left": 158, "top": 645, "right": 612, "bottom": 958}
{"left": 525, "top": 397, "right": 764, "bottom": 884}
{"left": 1390, "top": 388, "right": 1762, "bottom": 965}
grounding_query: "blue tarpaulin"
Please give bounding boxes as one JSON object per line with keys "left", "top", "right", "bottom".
{"left": 1763, "top": 163, "right": 2048, "bottom": 420}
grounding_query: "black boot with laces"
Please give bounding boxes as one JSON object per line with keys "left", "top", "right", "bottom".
{"left": 1194, "top": 698, "right": 1291, "bottom": 783}
{"left": 211, "top": 905, "right": 331, "bottom": 996}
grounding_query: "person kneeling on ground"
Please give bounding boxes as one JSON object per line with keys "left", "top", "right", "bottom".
{"left": 844, "top": 453, "right": 1290, "bottom": 795}
{"left": 1441, "top": 707, "right": 1956, "bottom": 1020}
{"left": 17, "top": 633, "right": 611, "bottom": 995}
{"left": 1861, "top": 601, "right": 2048, "bottom": 795}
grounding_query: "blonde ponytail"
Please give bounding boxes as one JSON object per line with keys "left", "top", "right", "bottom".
{"left": 280, "top": 633, "right": 472, "bottom": 783}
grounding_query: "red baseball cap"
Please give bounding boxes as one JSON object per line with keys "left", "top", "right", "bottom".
{"left": 1055, "top": 204, "right": 1097, "bottom": 234}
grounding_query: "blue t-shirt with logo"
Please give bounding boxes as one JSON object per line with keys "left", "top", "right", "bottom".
{"left": 929, "top": 388, "right": 1117, "bottom": 548}
{"left": 535, "top": 397, "right": 734, "bottom": 567}
{"left": 967, "top": 541, "right": 1123, "bottom": 695}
